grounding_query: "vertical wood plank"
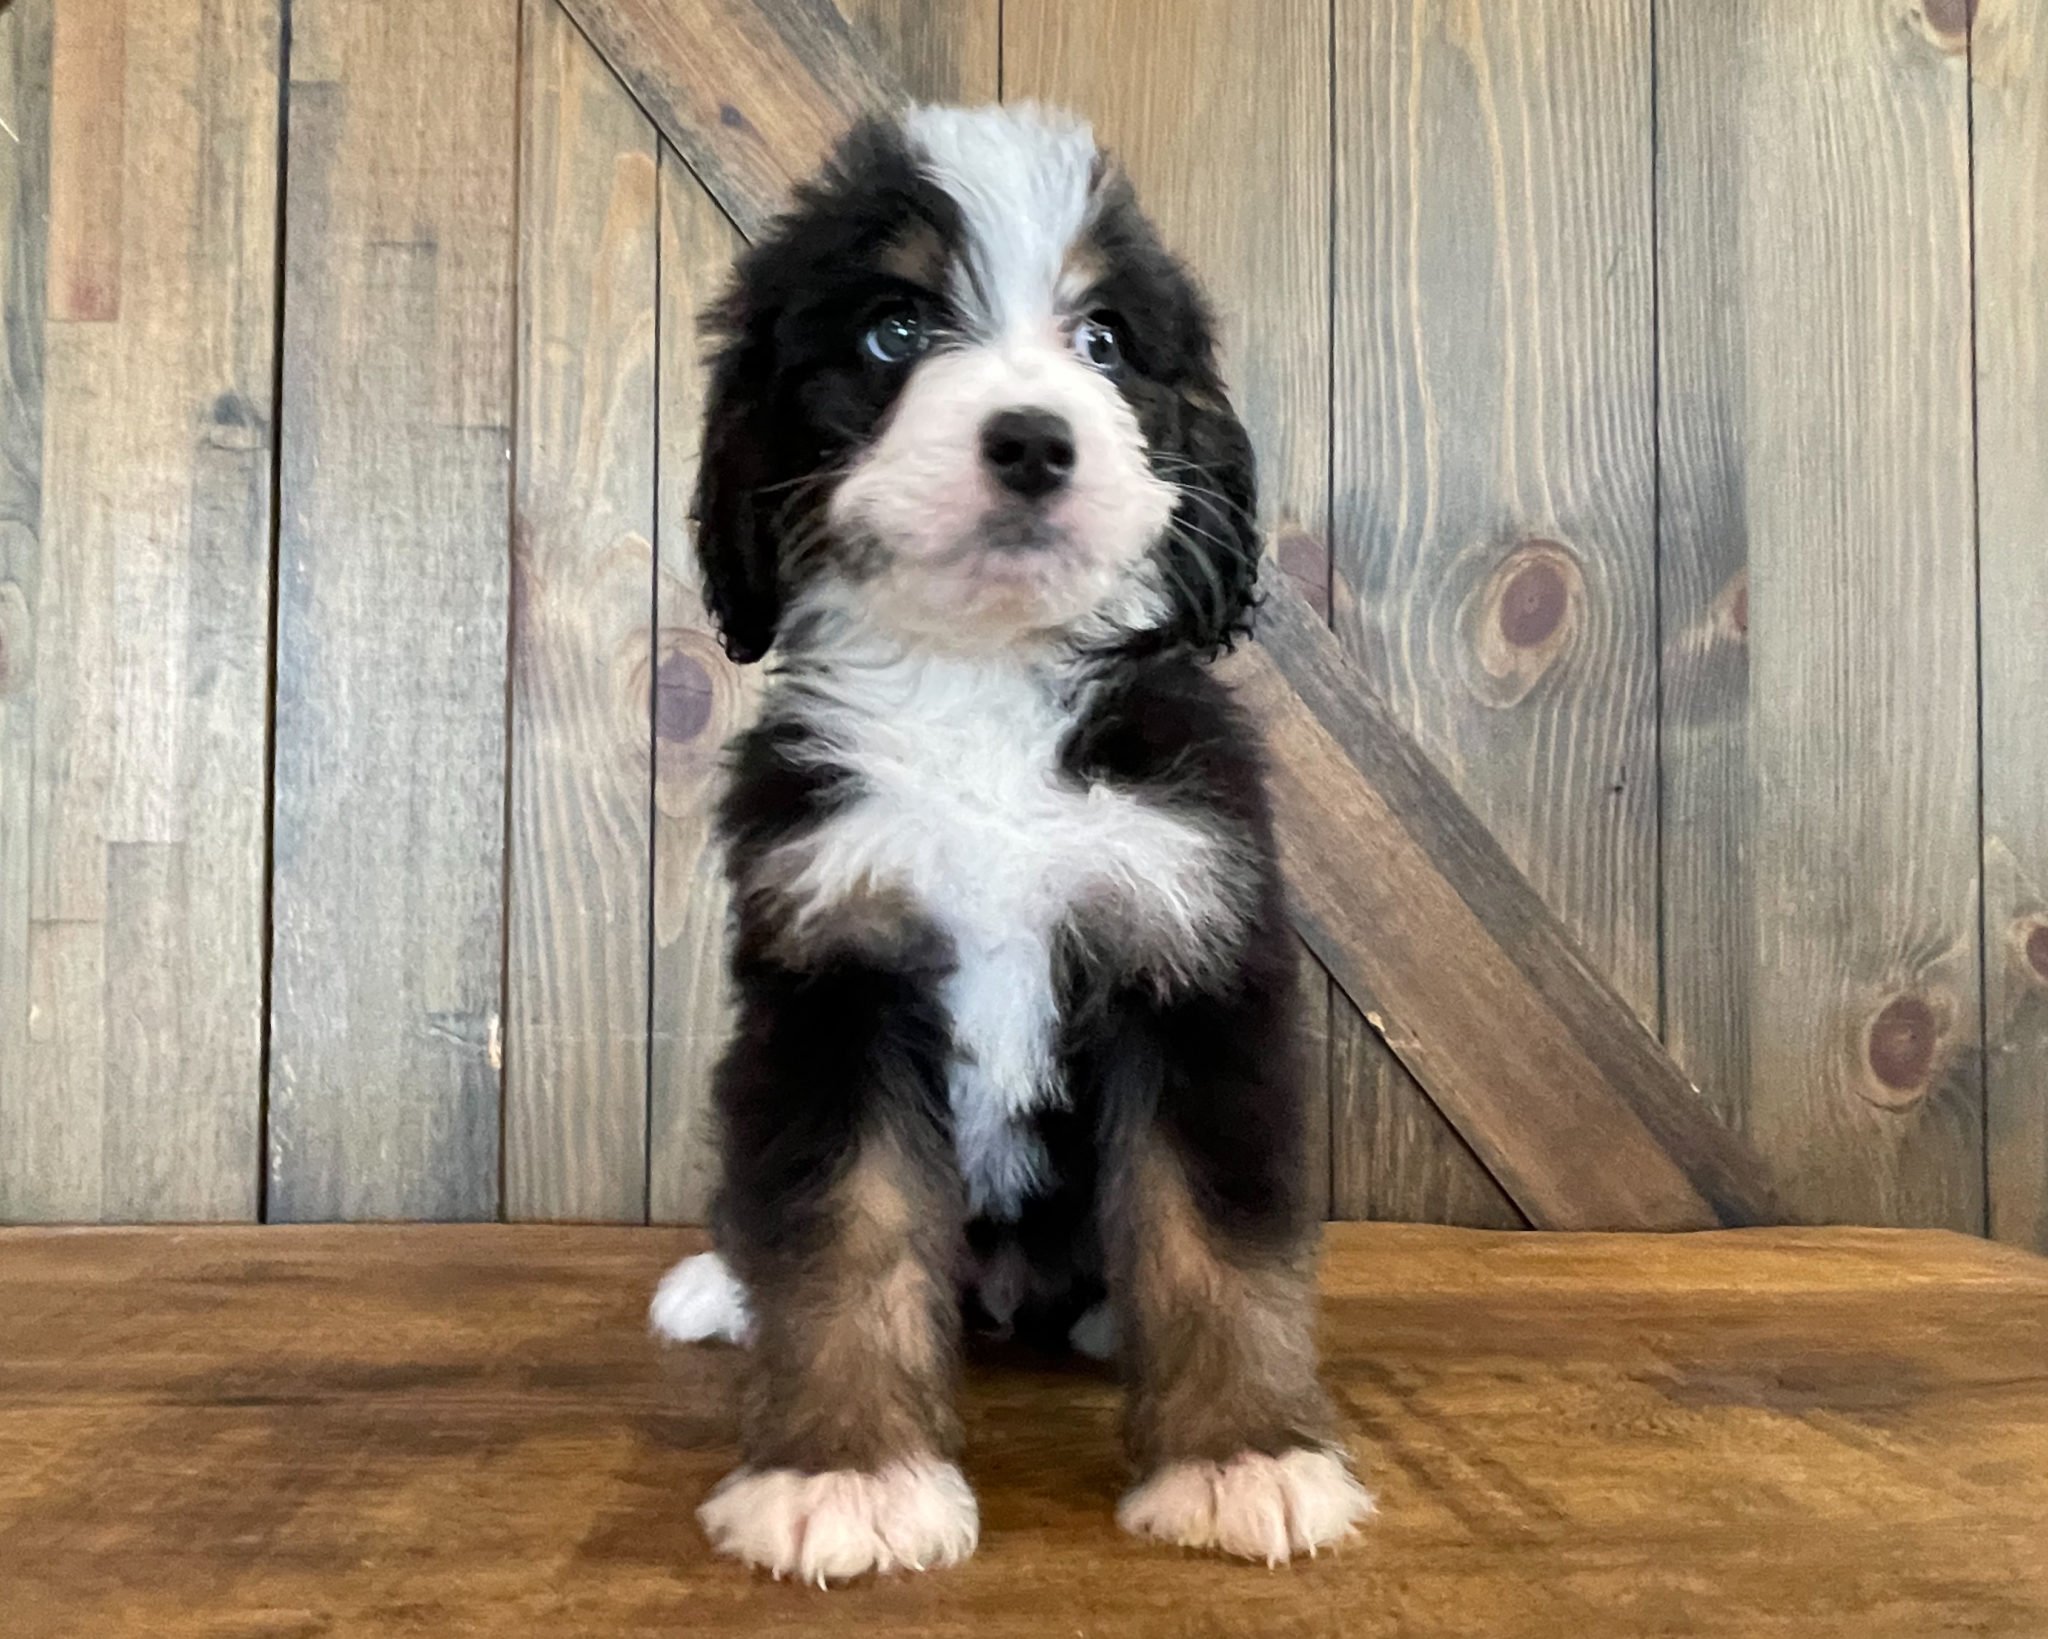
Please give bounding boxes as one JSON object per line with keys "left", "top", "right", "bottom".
{"left": 504, "top": 0, "right": 659, "bottom": 1223}
{"left": 1330, "top": 0, "right": 1653, "bottom": 1222}
{"left": 836, "top": 0, "right": 999, "bottom": 103}
{"left": 45, "top": 0, "right": 123, "bottom": 322}
{"left": 1977, "top": 0, "right": 2048, "bottom": 1250}
{"left": 1, "top": 0, "right": 277, "bottom": 1222}
{"left": 646, "top": 151, "right": 747, "bottom": 1224}
{"left": 269, "top": 0, "right": 518, "bottom": 1221}
{"left": 0, "top": 0, "right": 54, "bottom": 1215}
{"left": 645, "top": 1, "right": 999, "bottom": 1222}
{"left": 1659, "top": 0, "right": 1980, "bottom": 1227}
{"left": 1005, "top": 0, "right": 1335, "bottom": 1215}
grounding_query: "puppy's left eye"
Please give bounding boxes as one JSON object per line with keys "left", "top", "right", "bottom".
{"left": 1071, "top": 315, "right": 1123, "bottom": 373}
{"left": 863, "top": 309, "right": 929, "bottom": 366}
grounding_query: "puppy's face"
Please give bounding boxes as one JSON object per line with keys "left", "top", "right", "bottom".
{"left": 694, "top": 105, "right": 1259, "bottom": 663}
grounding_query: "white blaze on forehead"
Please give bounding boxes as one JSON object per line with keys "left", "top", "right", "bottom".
{"left": 901, "top": 103, "right": 1099, "bottom": 337}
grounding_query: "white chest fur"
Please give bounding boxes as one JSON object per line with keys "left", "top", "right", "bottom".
{"left": 767, "top": 651, "right": 1235, "bottom": 1219}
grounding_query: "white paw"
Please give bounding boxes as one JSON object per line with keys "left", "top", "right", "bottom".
{"left": 649, "top": 1251, "right": 754, "bottom": 1346}
{"left": 1067, "top": 1301, "right": 1119, "bottom": 1362}
{"left": 698, "top": 1458, "right": 979, "bottom": 1585}
{"left": 1118, "top": 1447, "right": 1374, "bottom": 1565}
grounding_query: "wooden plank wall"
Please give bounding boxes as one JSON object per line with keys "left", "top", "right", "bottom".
{"left": 1659, "top": 1, "right": 1981, "bottom": 1229}
{"left": 1, "top": 0, "right": 276, "bottom": 1222}
{"left": 0, "top": 0, "right": 2042, "bottom": 1246}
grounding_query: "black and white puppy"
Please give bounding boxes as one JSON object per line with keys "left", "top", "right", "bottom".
{"left": 650, "top": 103, "right": 1371, "bottom": 1582}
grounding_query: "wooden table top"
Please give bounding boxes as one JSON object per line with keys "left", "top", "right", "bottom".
{"left": 2, "top": 1223, "right": 2044, "bottom": 1637}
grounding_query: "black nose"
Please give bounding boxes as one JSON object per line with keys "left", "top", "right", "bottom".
{"left": 980, "top": 408, "right": 1076, "bottom": 499}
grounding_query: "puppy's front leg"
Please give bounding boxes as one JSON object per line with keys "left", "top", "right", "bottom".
{"left": 1099, "top": 991, "right": 1374, "bottom": 1564}
{"left": 698, "top": 963, "right": 973, "bottom": 1585}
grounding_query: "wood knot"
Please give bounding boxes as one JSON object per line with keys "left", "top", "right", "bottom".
{"left": 653, "top": 627, "right": 748, "bottom": 821}
{"left": 1920, "top": 0, "right": 1974, "bottom": 42}
{"left": 1863, "top": 993, "right": 1941, "bottom": 1104}
{"left": 719, "top": 102, "right": 750, "bottom": 130}
{"left": 1465, "top": 538, "right": 1584, "bottom": 706}
{"left": 656, "top": 649, "right": 715, "bottom": 745}
{"left": 2023, "top": 920, "right": 2048, "bottom": 986}
{"left": 1273, "top": 530, "right": 1328, "bottom": 619}
{"left": 1499, "top": 555, "right": 1569, "bottom": 648}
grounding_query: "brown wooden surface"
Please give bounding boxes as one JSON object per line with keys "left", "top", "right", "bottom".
{"left": 267, "top": 0, "right": 519, "bottom": 1220}
{"left": 0, "top": 0, "right": 276, "bottom": 1222}
{"left": 1657, "top": 3, "right": 1981, "bottom": 1230}
{"left": 1977, "top": 0, "right": 2048, "bottom": 1252}
{"left": 1331, "top": 0, "right": 1657, "bottom": 1226}
{"left": 1005, "top": 0, "right": 1335, "bottom": 1214}
{"left": 1232, "top": 581, "right": 1777, "bottom": 1231}
{"left": 3, "top": 1223, "right": 2044, "bottom": 1637}
{"left": 505, "top": 0, "right": 660, "bottom": 1222}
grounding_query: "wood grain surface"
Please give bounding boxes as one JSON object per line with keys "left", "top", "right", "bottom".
{"left": 645, "top": 149, "right": 751, "bottom": 1226}
{"left": 1004, "top": 0, "right": 1336, "bottom": 1212}
{"left": 267, "top": 0, "right": 519, "bottom": 1221}
{"left": 1657, "top": 1, "right": 1981, "bottom": 1229}
{"left": 1231, "top": 581, "right": 1776, "bottom": 1231}
{"left": 3, "top": 1222, "right": 2044, "bottom": 1637}
{"left": 505, "top": 0, "right": 661, "bottom": 1222}
{"left": 558, "top": 0, "right": 895, "bottom": 241}
{"left": 1330, "top": 0, "right": 1658, "bottom": 1224}
{"left": 1977, "top": 0, "right": 2048, "bottom": 1252}
{"left": 0, "top": 0, "right": 277, "bottom": 1222}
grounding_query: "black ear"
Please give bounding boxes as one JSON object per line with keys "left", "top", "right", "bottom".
{"left": 691, "top": 324, "right": 785, "bottom": 666}
{"left": 1160, "top": 383, "right": 1262, "bottom": 656}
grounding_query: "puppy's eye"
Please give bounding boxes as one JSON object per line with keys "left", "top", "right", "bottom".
{"left": 1071, "top": 314, "right": 1123, "bottom": 373}
{"left": 863, "top": 309, "right": 929, "bottom": 366}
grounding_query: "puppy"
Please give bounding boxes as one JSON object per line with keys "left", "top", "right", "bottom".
{"left": 652, "top": 103, "right": 1372, "bottom": 1583}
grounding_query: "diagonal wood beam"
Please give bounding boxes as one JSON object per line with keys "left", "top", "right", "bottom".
{"left": 1235, "top": 584, "right": 1775, "bottom": 1229}
{"left": 557, "top": 0, "right": 1780, "bottom": 1230}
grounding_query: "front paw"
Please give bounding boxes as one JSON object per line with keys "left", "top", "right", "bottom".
{"left": 699, "top": 1458, "right": 979, "bottom": 1585}
{"left": 1118, "top": 1447, "right": 1373, "bottom": 1564}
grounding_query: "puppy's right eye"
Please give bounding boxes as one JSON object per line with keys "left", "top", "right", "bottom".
{"left": 862, "top": 309, "right": 929, "bottom": 366}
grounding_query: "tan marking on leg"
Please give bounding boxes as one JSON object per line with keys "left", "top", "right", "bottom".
{"left": 743, "top": 1128, "right": 962, "bottom": 1474}
{"left": 1117, "top": 1138, "right": 1337, "bottom": 1467}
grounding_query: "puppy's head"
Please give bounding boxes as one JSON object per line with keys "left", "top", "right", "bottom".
{"left": 693, "top": 104, "right": 1259, "bottom": 664}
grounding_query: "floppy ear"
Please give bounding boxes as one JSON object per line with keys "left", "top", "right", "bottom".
{"left": 691, "top": 326, "right": 785, "bottom": 666}
{"left": 1161, "top": 382, "right": 1263, "bottom": 656}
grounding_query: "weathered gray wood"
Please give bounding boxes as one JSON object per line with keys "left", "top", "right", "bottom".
{"left": 1331, "top": 1022, "right": 1528, "bottom": 1228}
{"left": 838, "top": 0, "right": 997, "bottom": 104}
{"left": 1329, "top": 0, "right": 1657, "bottom": 1223}
{"left": 0, "top": 0, "right": 54, "bottom": 1218}
{"left": 1, "top": 0, "right": 276, "bottom": 1222}
{"left": 1005, "top": 0, "right": 1335, "bottom": 1216}
{"left": 504, "top": 0, "right": 660, "bottom": 1223}
{"left": 1233, "top": 580, "right": 1777, "bottom": 1231}
{"left": 1658, "top": 0, "right": 1981, "bottom": 1227}
{"left": 646, "top": 149, "right": 750, "bottom": 1226}
{"left": 268, "top": 0, "right": 518, "bottom": 1221}
{"left": 557, "top": 0, "right": 896, "bottom": 242}
{"left": 1977, "top": 0, "right": 2048, "bottom": 1252}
